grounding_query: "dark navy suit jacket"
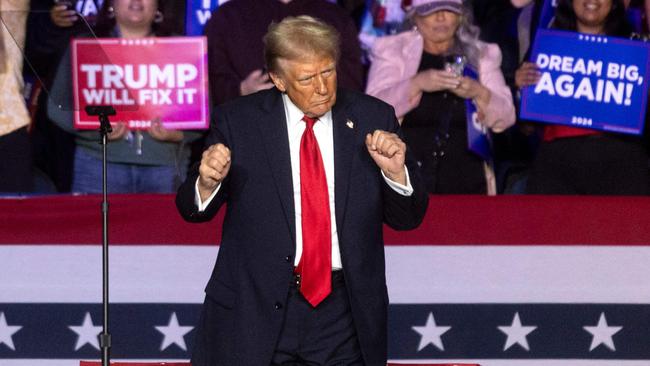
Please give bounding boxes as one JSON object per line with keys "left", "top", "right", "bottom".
{"left": 176, "top": 87, "right": 428, "bottom": 365}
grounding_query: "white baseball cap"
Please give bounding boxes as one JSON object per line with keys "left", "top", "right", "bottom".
{"left": 407, "top": 0, "right": 463, "bottom": 16}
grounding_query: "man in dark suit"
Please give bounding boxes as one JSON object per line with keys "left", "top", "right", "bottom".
{"left": 176, "top": 16, "right": 428, "bottom": 366}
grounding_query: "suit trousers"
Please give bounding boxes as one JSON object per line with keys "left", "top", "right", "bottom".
{"left": 271, "top": 271, "right": 364, "bottom": 366}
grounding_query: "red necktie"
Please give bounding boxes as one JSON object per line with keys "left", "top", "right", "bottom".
{"left": 296, "top": 115, "right": 331, "bottom": 307}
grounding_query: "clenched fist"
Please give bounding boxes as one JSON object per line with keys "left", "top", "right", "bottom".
{"left": 365, "top": 130, "right": 407, "bottom": 185}
{"left": 198, "top": 143, "right": 231, "bottom": 201}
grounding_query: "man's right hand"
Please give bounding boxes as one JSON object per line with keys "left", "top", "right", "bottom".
{"left": 198, "top": 143, "right": 231, "bottom": 202}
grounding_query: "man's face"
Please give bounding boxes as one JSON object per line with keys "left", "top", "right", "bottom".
{"left": 270, "top": 55, "right": 337, "bottom": 118}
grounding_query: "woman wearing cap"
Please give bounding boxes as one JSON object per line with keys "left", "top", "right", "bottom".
{"left": 366, "top": 0, "right": 515, "bottom": 195}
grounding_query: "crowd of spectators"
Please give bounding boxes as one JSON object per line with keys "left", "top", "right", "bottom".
{"left": 366, "top": 0, "right": 515, "bottom": 194}
{"left": 519, "top": 0, "right": 650, "bottom": 194}
{"left": 0, "top": 0, "right": 648, "bottom": 195}
{"left": 47, "top": 0, "right": 200, "bottom": 194}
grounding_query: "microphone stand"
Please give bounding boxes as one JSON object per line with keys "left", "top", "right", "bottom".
{"left": 86, "top": 105, "right": 116, "bottom": 366}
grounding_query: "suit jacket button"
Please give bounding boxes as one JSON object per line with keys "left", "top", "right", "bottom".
{"left": 274, "top": 302, "right": 283, "bottom": 310}
{"left": 285, "top": 255, "right": 292, "bottom": 263}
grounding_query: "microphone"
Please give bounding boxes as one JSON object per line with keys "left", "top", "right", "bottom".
{"left": 85, "top": 105, "right": 116, "bottom": 116}
{"left": 85, "top": 105, "right": 116, "bottom": 134}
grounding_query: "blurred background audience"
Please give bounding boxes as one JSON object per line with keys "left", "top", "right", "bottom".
{"left": 366, "top": 0, "right": 515, "bottom": 194}
{"left": 25, "top": 0, "right": 104, "bottom": 193}
{"left": 626, "top": 0, "right": 648, "bottom": 33}
{"left": 358, "top": 0, "right": 409, "bottom": 57}
{"left": 0, "top": 0, "right": 648, "bottom": 195}
{"left": 46, "top": 0, "right": 199, "bottom": 194}
{"left": 517, "top": 0, "right": 649, "bottom": 195}
{"left": 0, "top": 0, "right": 32, "bottom": 193}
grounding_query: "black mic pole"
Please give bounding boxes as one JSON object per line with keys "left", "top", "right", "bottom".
{"left": 86, "top": 105, "right": 116, "bottom": 366}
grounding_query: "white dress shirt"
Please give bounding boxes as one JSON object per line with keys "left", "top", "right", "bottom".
{"left": 195, "top": 93, "right": 413, "bottom": 270}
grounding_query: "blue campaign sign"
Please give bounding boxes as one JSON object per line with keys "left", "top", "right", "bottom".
{"left": 464, "top": 66, "right": 492, "bottom": 161}
{"left": 185, "top": 0, "right": 225, "bottom": 36}
{"left": 520, "top": 29, "right": 650, "bottom": 135}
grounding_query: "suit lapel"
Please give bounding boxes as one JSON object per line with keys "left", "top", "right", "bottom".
{"left": 332, "top": 93, "right": 357, "bottom": 237}
{"left": 255, "top": 89, "right": 358, "bottom": 246}
{"left": 257, "top": 89, "right": 296, "bottom": 245}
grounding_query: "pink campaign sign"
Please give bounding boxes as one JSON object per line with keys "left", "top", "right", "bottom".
{"left": 71, "top": 36, "right": 209, "bottom": 130}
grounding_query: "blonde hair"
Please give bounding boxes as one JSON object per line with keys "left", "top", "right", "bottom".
{"left": 263, "top": 15, "right": 340, "bottom": 74}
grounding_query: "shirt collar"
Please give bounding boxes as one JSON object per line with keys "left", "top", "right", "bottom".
{"left": 282, "top": 93, "right": 332, "bottom": 129}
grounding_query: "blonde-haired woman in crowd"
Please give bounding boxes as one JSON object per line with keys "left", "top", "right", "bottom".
{"left": 366, "top": 0, "right": 515, "bottom": 195}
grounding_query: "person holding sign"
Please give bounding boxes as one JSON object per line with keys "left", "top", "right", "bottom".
{"left": 516, "top": 0, "right": 649, "bottom": 195}
{"left": 366, "top": 0, "right": 515, "bottom": 194}
{"left": 176, "top": 15, "right": 428, "bottom": 366}
{"left": 47, "top": 0, "right": 200, "bottom": 193}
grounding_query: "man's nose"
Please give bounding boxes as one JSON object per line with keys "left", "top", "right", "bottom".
{"left": 314, "top": 75, "right": 327, "bottom": 94}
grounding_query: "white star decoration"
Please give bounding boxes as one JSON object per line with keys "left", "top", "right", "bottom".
{"left": 155, "top": 312, "right": 194, "bottom": 351}
{"left": 69, "top": 312, "right": 102, "bottom": 351}
{"left": 498, "top": 312, "right": 537, "bottom": 351}
{"left": 583, "top": 312, "right": 622, "bottom": 351}
{"left": 412, "top": 312, "right": 451, "bottom": 351}
{"left": 0, "top": 312, "right": 22, "bottom": 351}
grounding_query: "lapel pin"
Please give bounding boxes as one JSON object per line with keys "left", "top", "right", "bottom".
{"left": 346, "top": 119, "right": 354, "bottom": 129}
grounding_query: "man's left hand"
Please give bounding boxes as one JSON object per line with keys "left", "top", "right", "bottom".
{"left": 365, "top": 130, "right": 407, "bottom": 185}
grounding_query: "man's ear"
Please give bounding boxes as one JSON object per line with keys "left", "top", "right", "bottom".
{"left": 269, "top": 72, "right": 286, "bottom": 92}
